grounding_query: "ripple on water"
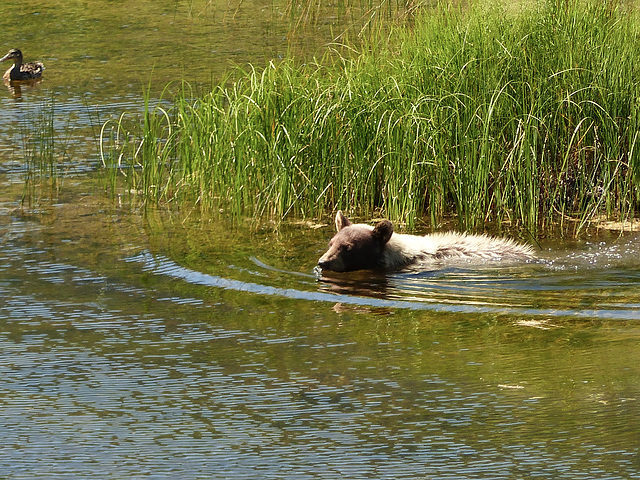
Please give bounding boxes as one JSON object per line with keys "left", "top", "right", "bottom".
{"left": 127, "top": 249, "right": 640, "bottom": 320}
{"left": 1, "top": 220, "right": 639, "bottom": 478}
{"left": 1, "top": 288, "right": 638, "bottom": 478}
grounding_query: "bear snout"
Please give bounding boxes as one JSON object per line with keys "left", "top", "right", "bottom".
{"left": 318, "top": 254, "right": 344, "bottom": 272}
{"left": 317, "top": 258, "right": 331, "bottom": 270}
{"left": 318, "top": 250, "right": 345, "bottom": 272}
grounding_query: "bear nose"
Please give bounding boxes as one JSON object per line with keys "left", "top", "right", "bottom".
{"left": 318, "top": 258, "right": 346, "bottom": 272}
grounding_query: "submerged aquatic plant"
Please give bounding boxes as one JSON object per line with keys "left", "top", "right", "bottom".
{"left": 101, "top": 0, "right": 640, "bottom": 233}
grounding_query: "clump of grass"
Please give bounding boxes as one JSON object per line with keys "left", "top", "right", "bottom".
{"left": 20, "top": 99, "right": 69, "bottom": 208}
{"left": 101, "top": 0, "right": 640, "bottom": 233}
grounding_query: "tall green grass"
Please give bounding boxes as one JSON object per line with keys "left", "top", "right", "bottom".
{"left": 101, "top": 0, "right": 640, "bottom": 232}
{"left": 20, "top": 99, "right": 67, "bottom": 208}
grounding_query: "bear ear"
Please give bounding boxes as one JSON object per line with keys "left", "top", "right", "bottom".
{"left": 372, "top": 219, "right": 393, "bottom": 245}
{"left": 335, "top": 210, "right": 352, "bottom": 231}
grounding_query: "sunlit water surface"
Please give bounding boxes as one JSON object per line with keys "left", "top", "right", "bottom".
{"left": 1, "top": 0, "right": 640, "bottom": 478}
{"left": 1, "top": 199, "right": 639, "bottom": 478}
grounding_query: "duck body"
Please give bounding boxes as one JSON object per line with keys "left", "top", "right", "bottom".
{"left": 1, "top": 49, "right": 44, "bottom": 81}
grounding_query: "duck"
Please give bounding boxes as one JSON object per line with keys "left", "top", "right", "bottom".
{"left": 1, "top": 49, "right": 44, "bottom": 82}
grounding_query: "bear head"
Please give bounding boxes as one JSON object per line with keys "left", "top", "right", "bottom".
{"left": 317, "top": 211, "right": 394, "bottom": 272}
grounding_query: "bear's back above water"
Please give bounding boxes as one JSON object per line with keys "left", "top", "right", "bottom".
{"left": 317, "top": 211, "right": 535, "bottom": 272}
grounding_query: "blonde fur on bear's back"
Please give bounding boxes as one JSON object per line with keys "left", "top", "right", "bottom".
{"left": 384, "top": 231, "right": 535, "bottom": 270}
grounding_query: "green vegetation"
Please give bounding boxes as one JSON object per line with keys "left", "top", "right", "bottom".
{"left": 101, "top": 0, "right": 640, "bottom": 232}
{"left": 20, "top": 100, "right": 68, "bottom": 208}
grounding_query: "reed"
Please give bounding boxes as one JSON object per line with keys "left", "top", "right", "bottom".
{"left": 20, "top": 99, "right": 68, "bottom": 208}
{"left": 101, "top": 0, "right": 640, "bottom": 232}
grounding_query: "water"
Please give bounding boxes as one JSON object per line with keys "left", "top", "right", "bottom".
{"left": 1, "top": 1, "right": 640, "bottom": 478}
{"left": 1, "top": 196, "right": 639, "bottom": 478}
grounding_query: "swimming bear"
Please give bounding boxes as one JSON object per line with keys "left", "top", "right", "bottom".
{"left": 317, "top": 211, "right": 535, "bottom": 272}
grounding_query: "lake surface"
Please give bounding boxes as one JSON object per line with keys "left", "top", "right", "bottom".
{"left": 1, "top": 1, "right": 640, "bottom": 478}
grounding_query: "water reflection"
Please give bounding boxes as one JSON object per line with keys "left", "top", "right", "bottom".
{"left": 1, "top": 0, "right": 639, "bottom": 476}
{"left": 126, "top": 244, "right": 640, "bottom": 319}
{"left": 2, "top": 76, "right": 44, "bottom": 99}
{"left": 1, "top": 202, "right": 640, "bottom": 478}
